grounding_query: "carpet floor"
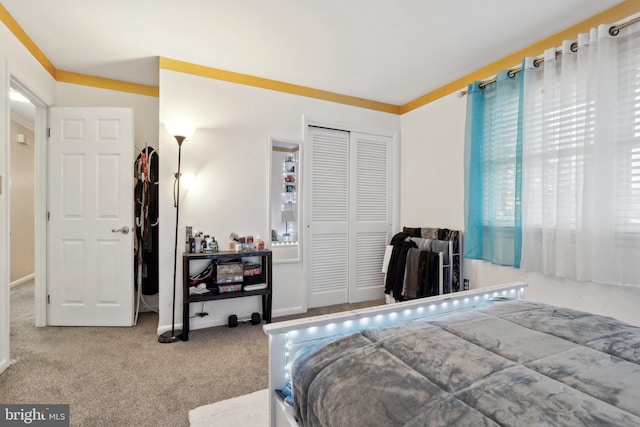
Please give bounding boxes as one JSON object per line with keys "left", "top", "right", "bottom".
{"left": 3, "top": 282, "right": 269, "bottom": 427}
{"left": 2, "top": 281, "right": 382, "bottom": 426}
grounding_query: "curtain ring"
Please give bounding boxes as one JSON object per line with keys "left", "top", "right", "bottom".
{"left": 609, "top": 26, "right": 620, "bottom": 36}
{"left": 570, "top": 42, "right": 578, "bottom": 53}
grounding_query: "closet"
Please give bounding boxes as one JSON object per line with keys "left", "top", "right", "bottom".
{"left": 304, "top": 125, "right": 394, "bottom": 308}
{"left": 134, "top": 147, "right": 159, "bottom": 296}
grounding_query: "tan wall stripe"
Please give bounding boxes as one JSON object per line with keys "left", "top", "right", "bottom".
{"left": 56, "top": 70, "right": 159, "bottom": 97}
{"left": 159, "top": 57, "right": 401, "bottom": 115}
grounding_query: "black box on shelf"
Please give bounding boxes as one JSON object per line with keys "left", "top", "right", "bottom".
{"left": 243, "top": 261, "right": 262, "bottom": 276}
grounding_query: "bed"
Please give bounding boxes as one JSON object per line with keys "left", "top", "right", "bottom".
{"left": 263, "top": 282, "right": 640, "bottom": 426}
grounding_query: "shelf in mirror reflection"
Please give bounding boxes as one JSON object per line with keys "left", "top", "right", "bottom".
{"left": 272, "top": 241, "right": 299, "bottom": 247}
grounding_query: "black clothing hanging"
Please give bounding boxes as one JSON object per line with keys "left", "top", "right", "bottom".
{"left": 135, "top": 147, "right": 159, "bottom": 295}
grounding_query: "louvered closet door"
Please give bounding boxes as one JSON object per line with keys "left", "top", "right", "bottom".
{"left": 349, "top": 132, "right": 392, "bottom": 303}
{"left": 307, "top": 127, "right": 350, "bottom": 307}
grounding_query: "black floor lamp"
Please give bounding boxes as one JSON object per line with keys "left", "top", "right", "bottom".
{"left": 159, "top": 121, "right": 196, "bottom": 344}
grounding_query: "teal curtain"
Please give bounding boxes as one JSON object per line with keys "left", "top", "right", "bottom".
{"left": 464, "top": 69, "right": 522, "bottom": 267}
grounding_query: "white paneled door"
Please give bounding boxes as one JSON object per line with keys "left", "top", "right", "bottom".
{"left": 349, "top": 132, "right": 392, "bottom": 303}
{"left": 307, "top": 127, "right": 350, "bottom": 308}
{"left": 306, "top": 126, "right": 392, "bottom": 308}
{"left": 48, "top": 108, "right": 134, "bottom": 326}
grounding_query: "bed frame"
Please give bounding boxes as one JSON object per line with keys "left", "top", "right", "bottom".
{"left": 263, "top": 282, "right": 528, "bottom": 427}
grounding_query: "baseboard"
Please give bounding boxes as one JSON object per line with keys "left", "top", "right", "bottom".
{"left": 0, "top": 357, "right": 9, "bottom": 375}
{"left": 10, "top": 273, "right": 35, "bottom": 288}
{"left": 156, "top": 306, "right": 308, "bottom": 335}
{"left": 156, "top": 317, "right": 231, "bottom": 336}
{"left": 272, "top": 306, "right": 306, "bottom": 319}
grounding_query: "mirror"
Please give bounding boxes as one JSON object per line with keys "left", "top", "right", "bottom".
{"left": 270, "top": 139, "right": 300, "bottom": 262}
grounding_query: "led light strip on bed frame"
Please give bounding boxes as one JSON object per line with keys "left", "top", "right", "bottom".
{"left": 264, "top": 282, "right": 528, "bottom": 384}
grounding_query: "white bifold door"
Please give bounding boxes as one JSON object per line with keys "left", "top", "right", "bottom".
{"left": 306, "top": 126, "right": 393, "bottom": 308}
{"left": 48, "top": 107, "right": 134, "bottom": 326}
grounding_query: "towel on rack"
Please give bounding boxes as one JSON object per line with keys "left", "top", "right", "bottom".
{"left": 402, "top": 227, "right": 422, "bottom": 237}
{"left": 431, "top": 240, "right": 450, "bottom": 264}
{"left": 404, "top": 248, "right": 422, "bottom": 299}
{"left": 419, "top": 250, "right": 441, "bottom": 297}
{"left": 381, "top": 245, "right": 394, "bottom": 274}
{"left": 410, "top": 237, "right": 432, "bottom": 252}
{"left": 385, "top": 233, "right": 417, "bottom": 299}
{"left": 421, "top": 227, "right": 440, "bottom": 239}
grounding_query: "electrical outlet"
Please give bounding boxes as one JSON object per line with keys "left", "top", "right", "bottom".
{"left": 463, "top": 279, "right": 470, "bottom": 290}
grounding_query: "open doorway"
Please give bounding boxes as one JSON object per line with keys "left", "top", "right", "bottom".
{"left": 8, "top": 77, "right": 48, "bottom": 328}
{"left": 8, "top": 84, "right": 35, "bottom": 287}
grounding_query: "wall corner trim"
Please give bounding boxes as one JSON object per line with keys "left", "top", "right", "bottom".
{"left": 399, "top": 0, "right": 640, "bottom": 113}
{"left": 56, "top": 70, "right": 159, "bottom": 97}
{"left": 159, "top": 56, "right": 401, "bottom": 115}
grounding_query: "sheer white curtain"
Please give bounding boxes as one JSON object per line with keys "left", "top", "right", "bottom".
{"left": 521, "top": 24, "right": 640, "bottom": 285}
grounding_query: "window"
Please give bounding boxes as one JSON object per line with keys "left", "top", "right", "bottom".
{"left": 464, "top": 71, "right": 522, "bottom": 267}
{"left": 466, "top": 27, "right": 640, "bottom": 285}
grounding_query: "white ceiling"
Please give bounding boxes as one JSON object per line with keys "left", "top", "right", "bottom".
{"left": 1, "top": 0, "right": 625, "bottom": 106}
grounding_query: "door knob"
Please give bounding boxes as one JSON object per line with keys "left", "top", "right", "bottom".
{"left": 112, "top": 226, "right": 130, "bottom": 234}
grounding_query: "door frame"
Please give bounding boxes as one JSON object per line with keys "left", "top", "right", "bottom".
{"left": 33, "top": 99, "right": 47, "bottom": 327}
{"left": 1, "top": 59, "right": 8, "bottom": 374}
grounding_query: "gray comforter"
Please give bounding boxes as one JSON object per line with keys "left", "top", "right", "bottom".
{"left": 290, "top": 298, "right": 640, "bottom": 426}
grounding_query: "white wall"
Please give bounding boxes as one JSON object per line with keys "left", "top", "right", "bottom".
{"left": 9, "top": 120, "right": 35, "bottom": 283}
{"left": 0, "top": 20, "right": 57, "bottom": 373}
{"left": 158, "top": 69, "right": 401, "bottom": 334}
{"left": 55, "top": 82, "right": 160, "bottom": 152}
{"left": 400, "top": 92, "right": 466, "bottom": 229}
{"left": 400, "top": 92, "right": 640, "bottom": 327}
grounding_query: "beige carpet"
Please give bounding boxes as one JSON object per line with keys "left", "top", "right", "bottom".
{"left": 3, "top": 281, "right": 269, "bottom": 427}
{"left": 189, "top": 388, "right": 268, "bottom": 427}
{"left": 4, "top": 281, "right": 382, "bottom": 426}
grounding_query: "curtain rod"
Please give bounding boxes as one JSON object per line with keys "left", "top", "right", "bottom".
{"left": 459, "top": 16, "right": 640, "bottom": 97}
{"left": 609, "top": 15, "right": 640, "bottom": 35}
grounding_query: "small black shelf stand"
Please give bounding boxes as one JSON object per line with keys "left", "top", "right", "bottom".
{"left": 181, "top": 249, "right": 272, "bottom": 341}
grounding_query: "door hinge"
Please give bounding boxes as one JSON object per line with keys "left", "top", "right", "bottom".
{"left": 47, "top": 295, "right": 50, "bottom": 304}
{"left": 47, "top": 211, "right": 50, "bottom": 221}
{"left": 48, "top": 128, "right": 51, "bottom": 138}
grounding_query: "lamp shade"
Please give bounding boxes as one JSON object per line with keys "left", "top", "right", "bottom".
{"left": 164, "top": 120, "right": 196, "bottom": 139}
{"left": 281, "top": 210, "right": 295, "bottom": 223}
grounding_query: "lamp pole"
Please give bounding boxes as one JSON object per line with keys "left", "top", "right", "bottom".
{"left": 158, "top": 135, "right": 186, "bottom": 343}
